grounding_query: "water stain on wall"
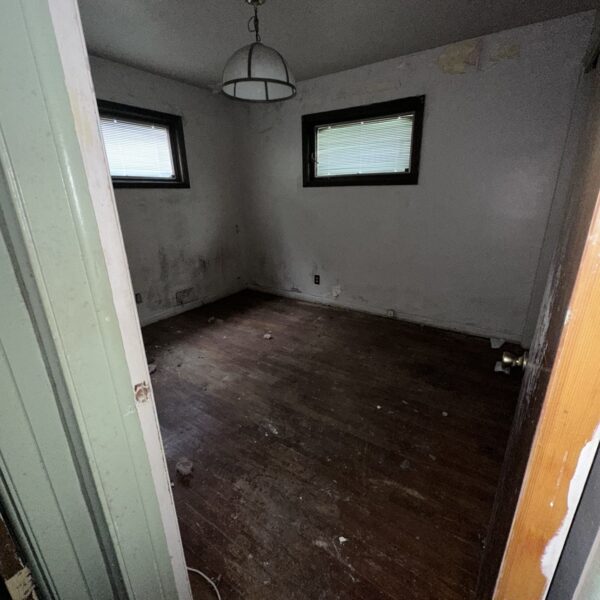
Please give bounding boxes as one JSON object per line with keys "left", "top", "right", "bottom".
{"left": 437, "top": 39, "right": 482, "bottom": 74}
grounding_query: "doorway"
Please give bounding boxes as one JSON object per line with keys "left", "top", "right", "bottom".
{"left": 1, "top": 2, "right": 599, "bottom": 600}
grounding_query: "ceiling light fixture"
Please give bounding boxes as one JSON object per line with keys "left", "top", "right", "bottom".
{"left": 221, "top": 0, "right": 296, "bottom": 103}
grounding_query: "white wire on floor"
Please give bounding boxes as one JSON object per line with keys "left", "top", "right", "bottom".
{"left": 187, "top": 566, "right": 223, "bottom": 600}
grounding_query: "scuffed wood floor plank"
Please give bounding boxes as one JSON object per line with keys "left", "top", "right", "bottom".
{"left": 143, "top": 291, "right": 520, "bottom": 600}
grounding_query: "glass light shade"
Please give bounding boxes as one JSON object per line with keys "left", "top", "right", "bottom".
{"left": 222, "top": 42, "right": 296, "bottom": 102}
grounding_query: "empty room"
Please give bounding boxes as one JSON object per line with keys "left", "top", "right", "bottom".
{"left": 2, "top": 1, "right": 600, "bottom": 600}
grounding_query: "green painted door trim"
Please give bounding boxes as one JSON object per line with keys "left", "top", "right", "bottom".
{"left": 0, "top": 1, "right": 180, "bottom": 598}
{"left": 0, "top": 191, "right": 116, "bottom": 600}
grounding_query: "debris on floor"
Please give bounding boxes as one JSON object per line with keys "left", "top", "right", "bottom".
{"left": 208, "top": 316, "right": 216, "bottom": 324}
{"left": 148, "top": 361, "right": 157, "bottom": 374}
{"left": 265, "top": 422, "right": 279, "bottom": 435}
{"left": 175, "top": 457, "right": 194, "bottom": 484}
{"left": 495, "top": 361, "right": 511, "bottom": 375}
{"left": 143, "top": 290, "right": 522, "bottom": 597}
{"left": 263, "top": 332, "right": 273, "bottom": 340}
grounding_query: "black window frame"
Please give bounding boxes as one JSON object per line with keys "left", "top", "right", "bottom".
{"left": 97, "top": 99, "right": 190, "bottom": 189}
{"left": 302, "top": 95, "right": 425, "bottom": 187}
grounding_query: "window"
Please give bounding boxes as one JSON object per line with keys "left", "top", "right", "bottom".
{"left": 97, "top": 100, "right": 189, "bottom": 188}
{"left": 302, "top": 95, "right": 425, "bottom": 187}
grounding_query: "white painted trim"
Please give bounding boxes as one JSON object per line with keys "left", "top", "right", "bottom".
{"left": 47, "top": 1, "right": 191, "bottom": 598}
{"left": 249, "top": 284, "right": 522, "bottom": 343}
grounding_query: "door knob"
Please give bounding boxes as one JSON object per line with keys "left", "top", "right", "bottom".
{"left": 502, "top": 351, "right": 528, "bottom": 369}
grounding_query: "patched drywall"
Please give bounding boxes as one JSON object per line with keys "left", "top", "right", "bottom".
{"left": 240, "top": 13, "right": 593, "bottom": 342}
{"left": 437, "top": 39, "right": 481, "bottom": 74}
{"left": 89, "top": 56, "right": 248, "bottom": 324}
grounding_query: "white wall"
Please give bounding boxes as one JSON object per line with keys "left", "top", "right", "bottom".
{"left": 241, "top": 13, "right": 593, "bottom": 342}
{"left": 89, "top": 56, "right": 248, "bottom": 325}
{"left": 90, "top": 14, "right": 592, "bottom": 343}
{"left": 521, "top": 68, "right": 595, "bottom": 345}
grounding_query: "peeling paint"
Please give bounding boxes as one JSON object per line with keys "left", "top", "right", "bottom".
{"left": 134, "top": 381, "right": 150, "bottom": 403}
{"left": 5, "top": 567, "right": 38, "bottom": 600}
{"left": 437, "top": 39, "right": 481, "bottom": 74}
{"left": 541, "top": 425, "right": 600, "bottom": 597}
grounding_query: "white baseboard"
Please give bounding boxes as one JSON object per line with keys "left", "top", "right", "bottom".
{"left": 248, "top": 283, "right": 522, "bottom": 343}
{"left": 137, "top": 281, "right": 522, "bottom": 343}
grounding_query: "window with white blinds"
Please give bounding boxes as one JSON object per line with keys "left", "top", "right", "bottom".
{"left": 97, "top": 100, "right": 189, "bottom": 188}
{"left": 316, "top": 114, "right": 415, "bottom": 177}
{"left": 302, "top": 96, "right": 424, "bottom": 187}
{"left": 100, "top": 117, "right": 175, "bottom": 179}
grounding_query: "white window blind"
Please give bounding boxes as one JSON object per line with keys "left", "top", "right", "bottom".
{"left": 100, "top": 116, "right": 175, "bottom": 179}
{"left": 315, "top": 113, "right": 415, "bottom": 177}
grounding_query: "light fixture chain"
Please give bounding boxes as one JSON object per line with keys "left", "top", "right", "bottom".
{"left": 247, "top": 5, "right": 261, "bottom": 42}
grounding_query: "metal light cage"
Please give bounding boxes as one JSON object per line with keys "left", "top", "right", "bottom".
{"left": 221, "top": 0, "right": 296, "bottom": 102}
{"left": 222, "top": 42, "right": 296, "bottom": 102}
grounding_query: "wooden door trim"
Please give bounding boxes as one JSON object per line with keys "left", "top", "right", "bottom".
{"left": 492, "top": 74, "right": 600, "bottom": 597}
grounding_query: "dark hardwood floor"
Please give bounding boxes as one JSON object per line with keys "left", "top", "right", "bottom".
{"left": 143, "top": 290, "right": 521, "bottom": 600}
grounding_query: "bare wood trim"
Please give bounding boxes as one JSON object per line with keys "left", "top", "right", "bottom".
{"left": 493, "top": 184, "right": 600, "bottom": 595}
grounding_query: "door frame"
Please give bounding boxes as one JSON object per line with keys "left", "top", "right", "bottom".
{"left": 478, "top": 34, "right": 600, "bottom": 599}
{"left": 4, "top": 1, "right": 599, "bottom": 598}
{"left": 46, "top": 1, "right": 191, "bottom": 597}
{"left": 0, "top": 0, "right": 191, "bottom": 597}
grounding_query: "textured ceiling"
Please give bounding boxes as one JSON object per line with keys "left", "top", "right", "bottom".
{"left": 78, "top": 0, "right": 595, "bottom": 88}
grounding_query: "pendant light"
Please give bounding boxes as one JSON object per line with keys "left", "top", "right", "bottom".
{"left": 222, "top": 0, "right": 296, "bottom": 102}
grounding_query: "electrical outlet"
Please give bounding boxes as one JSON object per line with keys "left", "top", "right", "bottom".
{"left": 314, "top": 274, "right": 320, "bottom": 285}
{"left": 386, "top": 309, "right": 396, "bottom": 318}
{"left": 135, "top": 292, "right": 143, "bottom": 304}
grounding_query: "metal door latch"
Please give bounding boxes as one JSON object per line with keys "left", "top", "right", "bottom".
{"left": 502, "top": 351, "right": 528, "bottom": 370}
